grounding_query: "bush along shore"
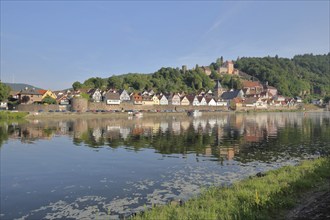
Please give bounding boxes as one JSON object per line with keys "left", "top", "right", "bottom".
{"left": 0, "top": 111, "right": 28, "bottom": 120}
{"left": 133, "top": 157, "right": 330, "bottom": 220}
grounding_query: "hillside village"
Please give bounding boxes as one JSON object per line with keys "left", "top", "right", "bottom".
{"left": 3, "top": 59, "right": 312, "bottom": 112}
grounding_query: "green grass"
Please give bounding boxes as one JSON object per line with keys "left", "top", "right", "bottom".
{"left": 0, "top": 111, "right": 28, "bottom": 120}
{"left": 134, "top": 157, "right": 330, "bottom": 220}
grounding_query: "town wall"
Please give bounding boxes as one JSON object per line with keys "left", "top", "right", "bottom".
{"left": 71, "top": 98, "right": 88, "bottom": 112}
{"left": 17, "top": 102, "right": 298, "bottom": 112}
{"left": 17, "top": 104, "right": 64, "bottom": 112}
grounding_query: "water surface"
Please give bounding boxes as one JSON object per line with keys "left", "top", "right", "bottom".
{"left": 1, "top": 112, "right": 329, "bottom": 219}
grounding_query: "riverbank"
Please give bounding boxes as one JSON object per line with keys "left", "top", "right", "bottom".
{"left": 24, "top": 110, "right": 235, "bottom": 120}
{"left": 133, "top": 157, "right": 330, "bottom": 220}
{"left": 0, "top": 111, "right": 28, "bottom": 120}
{"left": 23, "top": 107, "right": 327, "bottom": 120}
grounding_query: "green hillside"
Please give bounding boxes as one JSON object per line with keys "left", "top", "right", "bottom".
{"left": 234, "top": 53, "right": 330, "bottom": 98}
{"left": 4, "top": 83, "right": 43, "bottom": 91}
{"left": 73, "top": 53, "right": 329, "bottom": 100}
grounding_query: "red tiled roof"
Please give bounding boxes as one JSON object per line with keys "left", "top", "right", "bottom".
{"left": 242, "top": 80, "right": 262, "bottom": 88}
{"left": 38, "top": 89, "right": 47, "bottom": 95}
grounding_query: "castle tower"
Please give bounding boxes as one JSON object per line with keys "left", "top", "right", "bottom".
{"left": 226, "top": 61, "right": 234, "bottom": 74}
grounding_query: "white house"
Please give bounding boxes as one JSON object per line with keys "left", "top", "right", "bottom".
{"left": 0, "top": 101, "right": 8, "bottom": 110}
{"left": 90, "top": 89, "right": 103, "bottom": 102}
{"left": 216, "top": 98, "right": 228, "bottom": 107}
{"left": 206, "top": 97, "right": 217, "bottom": 106}
{"left": 170, "top": 94, "right": 181, "bottom": 105}
{"left": 119, "top": 89, "right": 130, "bottom": 101}
{"left": 104, "top": 92, "right": 121, "bottom": 105}
{"left": 192, "top": 96, "right": 200, "bottom": 106}
{"left": 198, "top": 96, "right": 207, "bottom": 106}
{"left": 159, "top": 95, "right": 169, "bottom": 105}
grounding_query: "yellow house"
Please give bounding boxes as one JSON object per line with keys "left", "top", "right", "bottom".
{"left": 180, "top": 96, "right": 190, "bottom": 106}
{"left": 142, "top": 97, "right": 154, "bottom": 105}
{"left": 39, "top": 90, "right": 57, "bottom": 100}
{"left": 152, "top": 95, "right": 160, "bottom": 105}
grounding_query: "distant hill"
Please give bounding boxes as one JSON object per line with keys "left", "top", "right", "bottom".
{"left": 4, "top": 83, "right": 43, "bottom": 91}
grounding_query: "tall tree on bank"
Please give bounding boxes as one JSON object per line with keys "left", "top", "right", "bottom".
{"left": 0, "top": 82, "right": 11, "bottom": 102}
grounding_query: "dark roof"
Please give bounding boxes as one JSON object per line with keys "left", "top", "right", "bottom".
{"left": 221, "top": 90, "right": 241, "bottom": 100}
{"left": 185, "top": 95, "right": 195, "bottom": 103}
{"left": 104, "top": 92, "right": 120, "bottom": 100}
{"left": 19, "top": 88, "right": 41, "bottom": 95}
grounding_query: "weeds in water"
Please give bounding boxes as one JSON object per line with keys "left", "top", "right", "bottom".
{"left": 133, "top": 157, "right": 330, "bottom": 220}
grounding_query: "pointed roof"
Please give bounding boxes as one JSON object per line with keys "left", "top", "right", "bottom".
{"left": 214, "top": 80, "right": 222, "bottom": 89}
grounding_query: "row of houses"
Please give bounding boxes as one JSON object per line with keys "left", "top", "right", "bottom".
{"left": 11, "top": 80, "right": 301, "bottom": 109}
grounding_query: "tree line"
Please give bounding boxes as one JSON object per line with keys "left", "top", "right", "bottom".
{"left": 235, "top": 53, "right": 330, "bottom": 99}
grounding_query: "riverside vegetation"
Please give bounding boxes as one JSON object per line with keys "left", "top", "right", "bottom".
{"left": 134, "top": 157, "right": 330, "bottom": 220}
{"left": 0, "top": 111, "right": 28, "bottom": 120}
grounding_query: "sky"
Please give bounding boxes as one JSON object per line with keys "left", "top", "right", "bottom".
{"left": 1, "top": 1, "right": 329, "bottom": 90}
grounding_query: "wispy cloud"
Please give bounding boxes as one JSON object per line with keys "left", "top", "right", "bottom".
{"left": 205, "top": 2, "right": 246, "bottom": 35}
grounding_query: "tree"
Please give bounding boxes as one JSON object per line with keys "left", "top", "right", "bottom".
{"left": 108, "top": 76, "right": 123, "bottom": 89}
{"left": 0, "top": 82, "right": 11, "bottom": 102}
{"left": 42, "top": 95, "right": 57, "bottom": 105}
{"left": 72, "top": 81, "right": 82, "bottom": 91}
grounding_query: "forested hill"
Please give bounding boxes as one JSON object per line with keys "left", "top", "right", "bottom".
{"left": 73, "top": 68, "right": 216, "bottom": 94}
{"left": 73, "top": 53, "right": 329, "bottom": 99}
{"left": 234, "top": 53, "right": 330, "bottom": 97}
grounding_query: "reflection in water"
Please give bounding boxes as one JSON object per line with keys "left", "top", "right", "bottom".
{"left": 0, "top": 112, "right": 330, "bottom": 219}
{"left": 3, "top": 113, "right": 330, "bottom": 161}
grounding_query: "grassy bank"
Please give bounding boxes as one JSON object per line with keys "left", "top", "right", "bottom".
{"left": 0, "top": 111, "right": 28, "bottom": 120}
{"left": 134, "top": 157, "right": 330, "bottom": 220}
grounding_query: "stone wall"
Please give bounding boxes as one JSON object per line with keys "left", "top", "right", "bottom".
{"left": 88, "top": 102, "right": 229, "bottom": 111}
{"left": 71, "top": 98, "right": 88, "bottom": 112}
{"left": 17, "top": 101, "right": 298, "bottom": 112}
{"left": 17, "top": 104, "right": 66, "bottom": 112}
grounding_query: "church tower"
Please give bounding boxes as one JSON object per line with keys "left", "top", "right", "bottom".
{"left": 214, "top": 80, "right": 226, "bottom": 98}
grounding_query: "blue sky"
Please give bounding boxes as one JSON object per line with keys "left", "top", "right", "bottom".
{"left": 1, "top": 1, "right": 329, "bottom": 90}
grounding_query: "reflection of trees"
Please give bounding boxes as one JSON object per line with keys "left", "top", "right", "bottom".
{"left": 2, "top": 114, "right": 330, "bottom": 163}
{"left": 0, "top": 123, "right": 9, "bottom": 147}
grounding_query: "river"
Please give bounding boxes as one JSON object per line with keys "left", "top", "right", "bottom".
{"left": 1, "top": 112, "right": 329, "bottom": 219}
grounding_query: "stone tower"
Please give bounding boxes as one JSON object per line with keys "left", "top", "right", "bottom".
{"left": 214, "top": 80, "right": 226, "bottom": 98}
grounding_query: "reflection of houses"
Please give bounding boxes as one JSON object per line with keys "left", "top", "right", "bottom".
{"left": 160, "top": 122, "right": 169, "bottom": 132}
{"left": 171, "top": 121, "right": 181, "bottom": 134}
{"left": 180, "top": 121, "right": 190, "bottom": 131}
{"left": 92, "top": 127, "right": 102, "bottom": 141}
{"left": 120, "top": 128, "right": 131, "bottom": 140}
{"left": 219, "top": 147, "right": 236, "bottom": 160}
{"left": 205, "top": 146, "right": 212, "bottom": 156}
